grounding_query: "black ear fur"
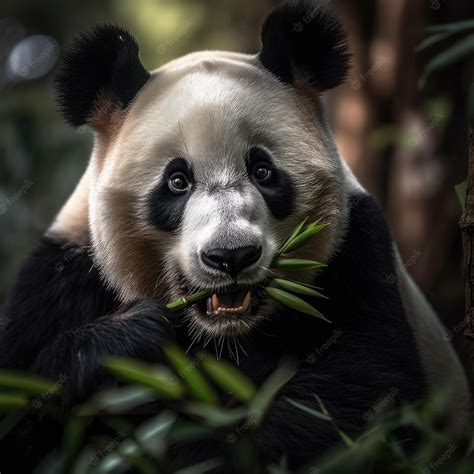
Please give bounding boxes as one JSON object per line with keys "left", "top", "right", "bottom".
{"left": 54, "top": 24, "right": 150, "bottom": 127}
{"left": 260, "top": 0, "right": 350, "bottom": 91}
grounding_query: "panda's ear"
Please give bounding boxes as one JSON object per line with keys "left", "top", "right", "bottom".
{"left": 259, "top": 0, "right": 350, "bottom": 91}
{"left": 54, "top": 24, "right": 150, "bottom": 128}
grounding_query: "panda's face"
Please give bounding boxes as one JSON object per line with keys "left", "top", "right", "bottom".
{"left": 89, "top": 52, "right": 346, "bottom": 337}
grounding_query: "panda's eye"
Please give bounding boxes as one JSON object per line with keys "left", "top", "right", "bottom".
{"left": 168, "top": 172, "right": 190, "bottom": 194}
{"left": 253, "top": 163, "right": 272, "bottom": 183}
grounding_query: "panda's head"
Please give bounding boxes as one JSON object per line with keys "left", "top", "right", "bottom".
{"left": 53, "top": 1, "right": 350, "bottom": 337}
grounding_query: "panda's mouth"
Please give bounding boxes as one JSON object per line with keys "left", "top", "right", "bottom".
{"left": 184, "top": 283, "right": 268, "bottom": 336}
{"left": 175, "top": 271, "right": 271, "bottom": 336}
{"left": 206, "top": 289, "right": 252, "bottom": 315}
{"left": 197, "top": 285, "right": 266, "bottom": 319}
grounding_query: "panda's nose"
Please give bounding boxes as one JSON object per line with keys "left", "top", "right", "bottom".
{"left": 201, "top": 246, "right": 262, "bottom": 276}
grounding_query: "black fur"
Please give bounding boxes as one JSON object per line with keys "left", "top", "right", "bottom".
{"left": 247, "top": 147, "right": 295, "bottom": 219}
{"left": 259, "top": 0, "right": 350, "bottom": 90}
{"left": 148, "top": 158, "right": 195, "bottom": 232}
{"left": 0, "top": 193, "right": 427, "bottom": 471}
{"left": 0, "top": 238, "right": 118, "bottom": 370}
{"left": 54, "top": 24, "right": 150, "bottom": 127}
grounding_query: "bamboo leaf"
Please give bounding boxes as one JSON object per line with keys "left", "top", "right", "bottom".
{"left": 168, "top": 421, "right": 214, "bottom": 443}
{"left": 425, "top": 19, "right": 474, "bottom": 34}
{"left": 63, "top": 416, "right": 90, "bottom": 472}
{"left": 280, "top": 224, "right": 328, "bottom": 254}
{"left": 264, "top": 287, "right": 330, "bottom": 323}
{"left": 307, "top": 218, "right": 323, "bottom": 229}
{"left": 103, "top": 357, "right": 185, "bottom": 400}
{"left": 285, "top": 279, "right": 324, "bottom": 290}
{"left": 136, "top": 411, "right": 176, "bottom": 457}
{"left": 416, "top": 30, "right": 456, "bottom": 52}
{"left": 164, "top": 346, "right": 218, "bottom": 405}
{"left": 0, "top": 371, "right": 57, "bottom": 395}
{"left": 274, "top": 279, "right": 328, "bottom": 299}
{"left": 278, "top": 217, "right": 308, "bottom": 253}
{"left": 0, "top": 393, "right": 28, "bottom": 409}
{"left": 98, "top": 413, "right": 175, "bottom": 473}
{"left": 314, "top": 394, "right": 354, "bottom": 447}
{"left": 336, "top": 428, "right": 354, "bottom": 448}
{"left": 272, "top": 258, "right": 326, "bottom": 271}
{"left": 184, "top": 403, "right": 247, "bottom": 427}
{"left": 285, "top": 397, "right": 332, "bottom": 421}
{"left": 201, "top": 356, "right": 256, "bottom": 402}
{"left": 85, "top": 386, "right": 158, "bottom": 414}
{"left": 250, "top": 362, "right": 297, "bottom": 425}
{"left": 420, "top": 34, "right": 474, "bottom": 87}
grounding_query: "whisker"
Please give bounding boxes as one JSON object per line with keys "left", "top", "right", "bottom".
{"left": 236, "top": 338, "right": 248, "bottom": 357}
{"left": 233, "top": 338, "right": 240, "bottom": 366}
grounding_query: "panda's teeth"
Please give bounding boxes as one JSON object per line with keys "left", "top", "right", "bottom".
{"left": 241, "top": 291, "right": 251, "bottom": 312}
{"left": 210, "top": 290, "right": 251, "bottom": 314}
{"left": 212, "top": 294, "right": 220, "bottom": 312}
{"left": 217, "top": 306, "right": 243, "bottom": 314}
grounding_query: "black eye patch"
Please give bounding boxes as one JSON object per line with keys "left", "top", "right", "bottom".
{"left": 247, "top": 147, "right": 295, "bottom": 219}
{"left": 148, "top": 158, "right": 194, "bottom": 232}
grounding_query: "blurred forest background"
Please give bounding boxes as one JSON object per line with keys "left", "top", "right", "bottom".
{"left": 0, "top": 0, "right": 473, "bottom": 369}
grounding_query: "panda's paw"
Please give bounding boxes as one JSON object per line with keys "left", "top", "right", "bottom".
{"left": 121, "top": 297, "right": 179, "bottom": 331}
{"left": 30, "top": 298, "right": 178, "bottom": 407}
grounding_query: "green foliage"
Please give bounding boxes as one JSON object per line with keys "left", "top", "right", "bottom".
{"left": 274, "top": 279, "right": 328, "bottom": 299}
{"left": 272, "top": 258, "right": 327, "bottom": 271}
{"left": 419, "top": 34, "right": 474, "bottom": 88}
{"left": 279, "top": 223, "right": 328, "bottom": 254}
{"left": 200, "top": 355, "right": 256, "bottom": 402}
{"left": 0, "top": 370, "right": 58, "bottom": 395}
{"left": 103, "top": 358, "right": 185, "bottom": 400}
{"left": 418, "top": 19, "right": 474, "bottom": 124}
{"left": 264, "top": 287, "right": 330, "bottom": 322}
{"left": 0, "top": 393, "right": 28, "bottom": 409}
{"left": 0, "top": 358, "right": 472, "bottom": 474}
{"left": 164, "top": 347, "right": 218, "bottom": 405}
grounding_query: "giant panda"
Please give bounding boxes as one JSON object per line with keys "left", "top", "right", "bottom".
{"left": 0, "top": 0, "right": 470, "bottom": 471}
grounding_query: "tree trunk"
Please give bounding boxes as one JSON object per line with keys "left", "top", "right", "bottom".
{"left": 462, "top": 129, "right": 474, "bottom": 370}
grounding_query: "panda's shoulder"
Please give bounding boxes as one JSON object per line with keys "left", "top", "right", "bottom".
{"left": 5, "top": 236, "right": 118, "bottom": 326}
